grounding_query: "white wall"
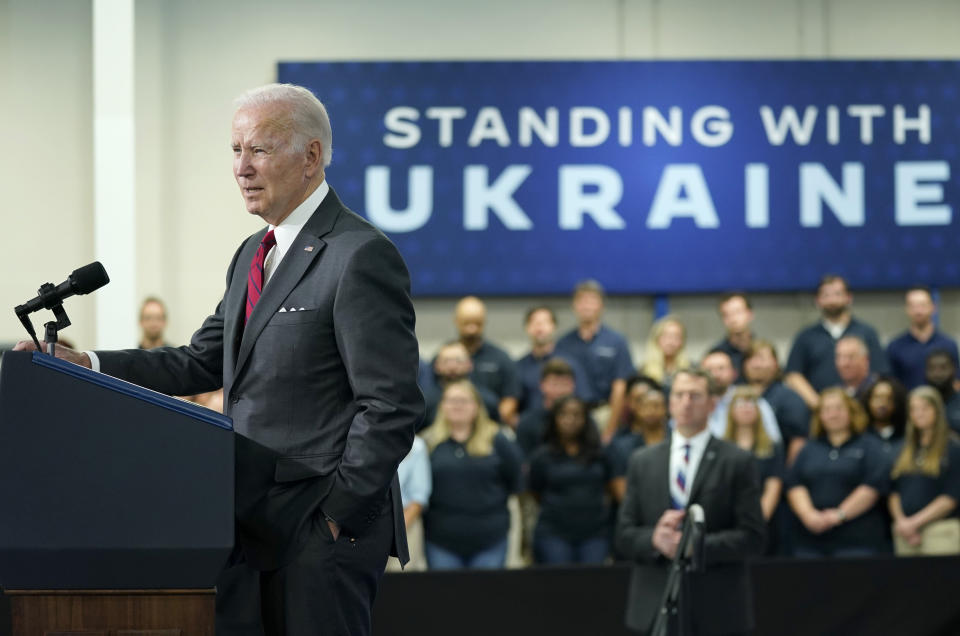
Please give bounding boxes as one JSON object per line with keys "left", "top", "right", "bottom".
{"left": 2, "top": 0, "right": 959, "bottom": 365}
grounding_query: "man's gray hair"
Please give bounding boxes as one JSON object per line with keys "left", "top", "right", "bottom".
{"left": 234, "top": 83, "right": 333, "bottom": 167}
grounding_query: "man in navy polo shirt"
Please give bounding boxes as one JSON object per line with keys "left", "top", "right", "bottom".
{"left": 452, "top": 296, "right": 521, "bottom": 426}
{"left": 785, "top": 275, "right": 888, "bottom": 409}
{"left": 516, "top": 306, "right": 591, "bottom": 413}
{"left": 555, "top": 280, "right": 634, "bottom": 441}
{"left": 709, "top": 292, "right": 757, "bottom": 378}
{"left": 887, "top": 286, "right": 959, "bottom": 390}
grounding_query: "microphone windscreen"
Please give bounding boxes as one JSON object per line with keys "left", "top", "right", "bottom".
{"left": 70, "top": 262, "right": 110, "bottom": 295}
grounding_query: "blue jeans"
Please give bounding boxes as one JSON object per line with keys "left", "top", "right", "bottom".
{"left": 424, "top": 538, "right": 508, "bottom": 570}
{"left": 534, "top": 529, "right": 609, "bottom": 565}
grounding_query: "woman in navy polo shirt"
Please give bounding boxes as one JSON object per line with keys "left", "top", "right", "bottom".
{"left": 724, "top": 387, "right": 783, "bottom": 522}
{"left": 528, "top": 395, "right": 613, "bottom": 564}
{"left": 786, "top": 387, "right": 890, "bottom": 557}
{"left": 890, "top": 386, "right": 960, "bottom": 555}
{"left": 421, "top": 380, "right": 522, "bottom": 569}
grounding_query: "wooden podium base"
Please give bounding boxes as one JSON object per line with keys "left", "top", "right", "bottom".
{"left": 4, "top": 589, "right": 215, "bottom": 636}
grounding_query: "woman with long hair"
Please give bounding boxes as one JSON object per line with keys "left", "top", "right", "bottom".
{"left": 528, "top": 396, "right": 612, "bottom": 564}
{"left": 421, "top": 380, "right": 522, "bottom": 569}
{"left": 863, "top": 376, "right": 908, "bottom": 455}
{"left": 724, "top": 387, "right": 783, "bottom": 522}
{"left": 640, "top": 315, "right": 690, "bottom": 391}
{"left": 889, "top": 386, "right": 960, "bottom": 556}
{"left": 786, "top": 388, "right": 890, "bottom": 557}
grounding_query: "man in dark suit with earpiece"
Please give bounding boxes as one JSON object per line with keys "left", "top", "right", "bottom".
{"left": 615, "top": 368, "right": 764, "bottom": 636}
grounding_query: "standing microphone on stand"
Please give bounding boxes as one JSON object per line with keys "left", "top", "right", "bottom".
{"left": 686, "top": 503, "right": 706, "bottom": 573}
{"left": 14, "top": 262, "right": 110, "bottom": 354}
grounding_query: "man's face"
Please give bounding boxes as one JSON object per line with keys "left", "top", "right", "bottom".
{"left": 572, "top": 291, "right": 603, "bottom": 324}
{"left": 525, "top": 309, "right": 556, "bottom": 347}
{"left": 835, "top": 340, "right": 869, "bottom": 386}
{"left": 139, "top": 301, "right": 166, "bottom": 340}
{"left": 540, "top": 373, "right": 574, "bottom": 406}
{"left": 905, "top": 290, "right": 935, "bottom": 327}
{"left": 232, "top": 105, "right": 314, "bottom": 224}
{"left": 926, "top": 355, "right": 955, "bottom": 390}
{"left": 743, "top": 347, "right": 777, "bottom": 385}
{"left": 455, "top": 303, "right": 485, "bottom": 346}
{"left": 816, "top": 280, "right": 852, "bottom": 320}
{"left": 719, "top": 296, "right": 753, "bottom": 335}
{"left": 670, "top": 373, "right": 713, "bottom": 434}
{"left": 434, "top": 346, "right": 472, "bottom": 381}
{"left": 701, "top": 352, "right": 737, "bottom": 392}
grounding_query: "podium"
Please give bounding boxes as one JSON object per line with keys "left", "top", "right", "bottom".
{"left": 0, "top": 351, "right": 234, "bottom": 635}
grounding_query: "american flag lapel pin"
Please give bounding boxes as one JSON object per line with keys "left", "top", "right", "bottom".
{"left": 304, "top": 246, "right": 314, "bottom": 252}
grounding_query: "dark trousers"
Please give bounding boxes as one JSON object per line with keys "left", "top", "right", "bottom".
{"left": 216, "top": 509, "right": 394, "bottom": 636}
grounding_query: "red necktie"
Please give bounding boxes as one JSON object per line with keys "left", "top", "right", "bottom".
{"left": 246, "top": 230, "right": 276, "bottom": 323}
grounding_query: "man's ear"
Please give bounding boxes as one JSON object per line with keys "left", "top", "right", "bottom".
{"left": 305, "top": 139, "right": 323, "bottom": 177}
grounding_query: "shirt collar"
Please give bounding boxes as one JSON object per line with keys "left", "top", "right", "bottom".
{"left": 269, "top": 180, "right": 329, "bottom": 254}
{"left": 671, "top": 425, "right": 711, "bottom": 453}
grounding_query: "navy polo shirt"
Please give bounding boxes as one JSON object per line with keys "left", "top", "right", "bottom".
{"left": 515, "top": 350, "right": 591, "bottom": 413}
{"left": 886, "top": 330, "right": 960, "bottom": 390}
{"left": 786, "top": 434, "right": 890, "bottom": 554}
{"left": 756, "top": 443, "right": 785, "bottom": 483}
{"left": 785, "top": 317, "right": 889, "bottom": 392}
{"left": 528, "top": 447, "right": 612, "bottom": 542}
{"left": 762, "top": 382, "right": 811, "bottom": 441}
{"left": 607, "top": 431, "right": 647, "bottom": 478}
{"left": 424, "top": 432, "right": 522, "bottom": 557}
{"left": 516, "top": 406, "right": 549, "bottom": 458}
{"left": 894, "top": 440, "right": 960, "bottom": 517}
{"left": 555, "top": 324, "right": 634, "bottom": 404}
{"left": 469, "top": 340, "right": 521, "bottom": 401}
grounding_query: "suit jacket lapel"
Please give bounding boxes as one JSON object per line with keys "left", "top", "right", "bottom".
{"left": 233, "top": 188, "right": 344, "bottom": 377}
{"left": 651, "top": 440, "right": 672, "bottom": 513}
{"left": 688, "top": 436, "right": 719, "bottom": 503}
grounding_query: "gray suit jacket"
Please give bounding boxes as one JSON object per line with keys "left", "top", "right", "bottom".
{"left": 614, "top": 436, "right": 765, "bottom": 635}
{"left": 97, "top": 187, "right": 424, "bottom": 571}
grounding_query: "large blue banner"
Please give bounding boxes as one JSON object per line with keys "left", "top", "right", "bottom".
{"left": 278, "top": 61, "right": 960, "bottom": 296}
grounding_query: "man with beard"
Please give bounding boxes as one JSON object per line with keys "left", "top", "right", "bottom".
{"left": 785, "top": 275, "right": 888, "bottom": 409}
{"left": 452, "top": 296, "right": 521, "bottom": 426}
{"left": 925, "top": 349, "right": 960, "bottom": 435}
{"left": 516, "top": 306, "right": 590, "bottom": 414}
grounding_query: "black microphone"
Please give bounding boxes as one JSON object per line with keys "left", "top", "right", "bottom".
{"left": 15, "top": 262, "right": 110, "bottom": 317}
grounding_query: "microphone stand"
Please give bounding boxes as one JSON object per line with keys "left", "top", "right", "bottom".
{"left": 651, "top": 506, "right": 706, "bottom": 636}
{"left": 43, "top": 300, "right": 71, "bottom": 356}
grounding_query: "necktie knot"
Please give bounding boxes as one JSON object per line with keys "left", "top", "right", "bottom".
{"left": 261, "top": 229, "right": 277, "bottom": 251}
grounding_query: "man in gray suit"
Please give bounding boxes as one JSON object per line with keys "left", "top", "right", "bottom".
{"left": 615, "top": 368, "right": 764, "bottom": 636}
{"left": 17, "top": 84, "right": 423, "bottom": 636}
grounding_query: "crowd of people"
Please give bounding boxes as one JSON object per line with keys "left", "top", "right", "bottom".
{"left": 127, "top": 276, "right": 960, "bottom": 571}
{"left": 399, "top": 275, "right": 960, "bottom": 570}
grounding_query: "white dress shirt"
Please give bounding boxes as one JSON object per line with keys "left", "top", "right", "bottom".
{"left": 669, "top": 426, "right": 712, "bottom": 509}
{"left": 263, "top": 180, "right": 329, "bottom": 285}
